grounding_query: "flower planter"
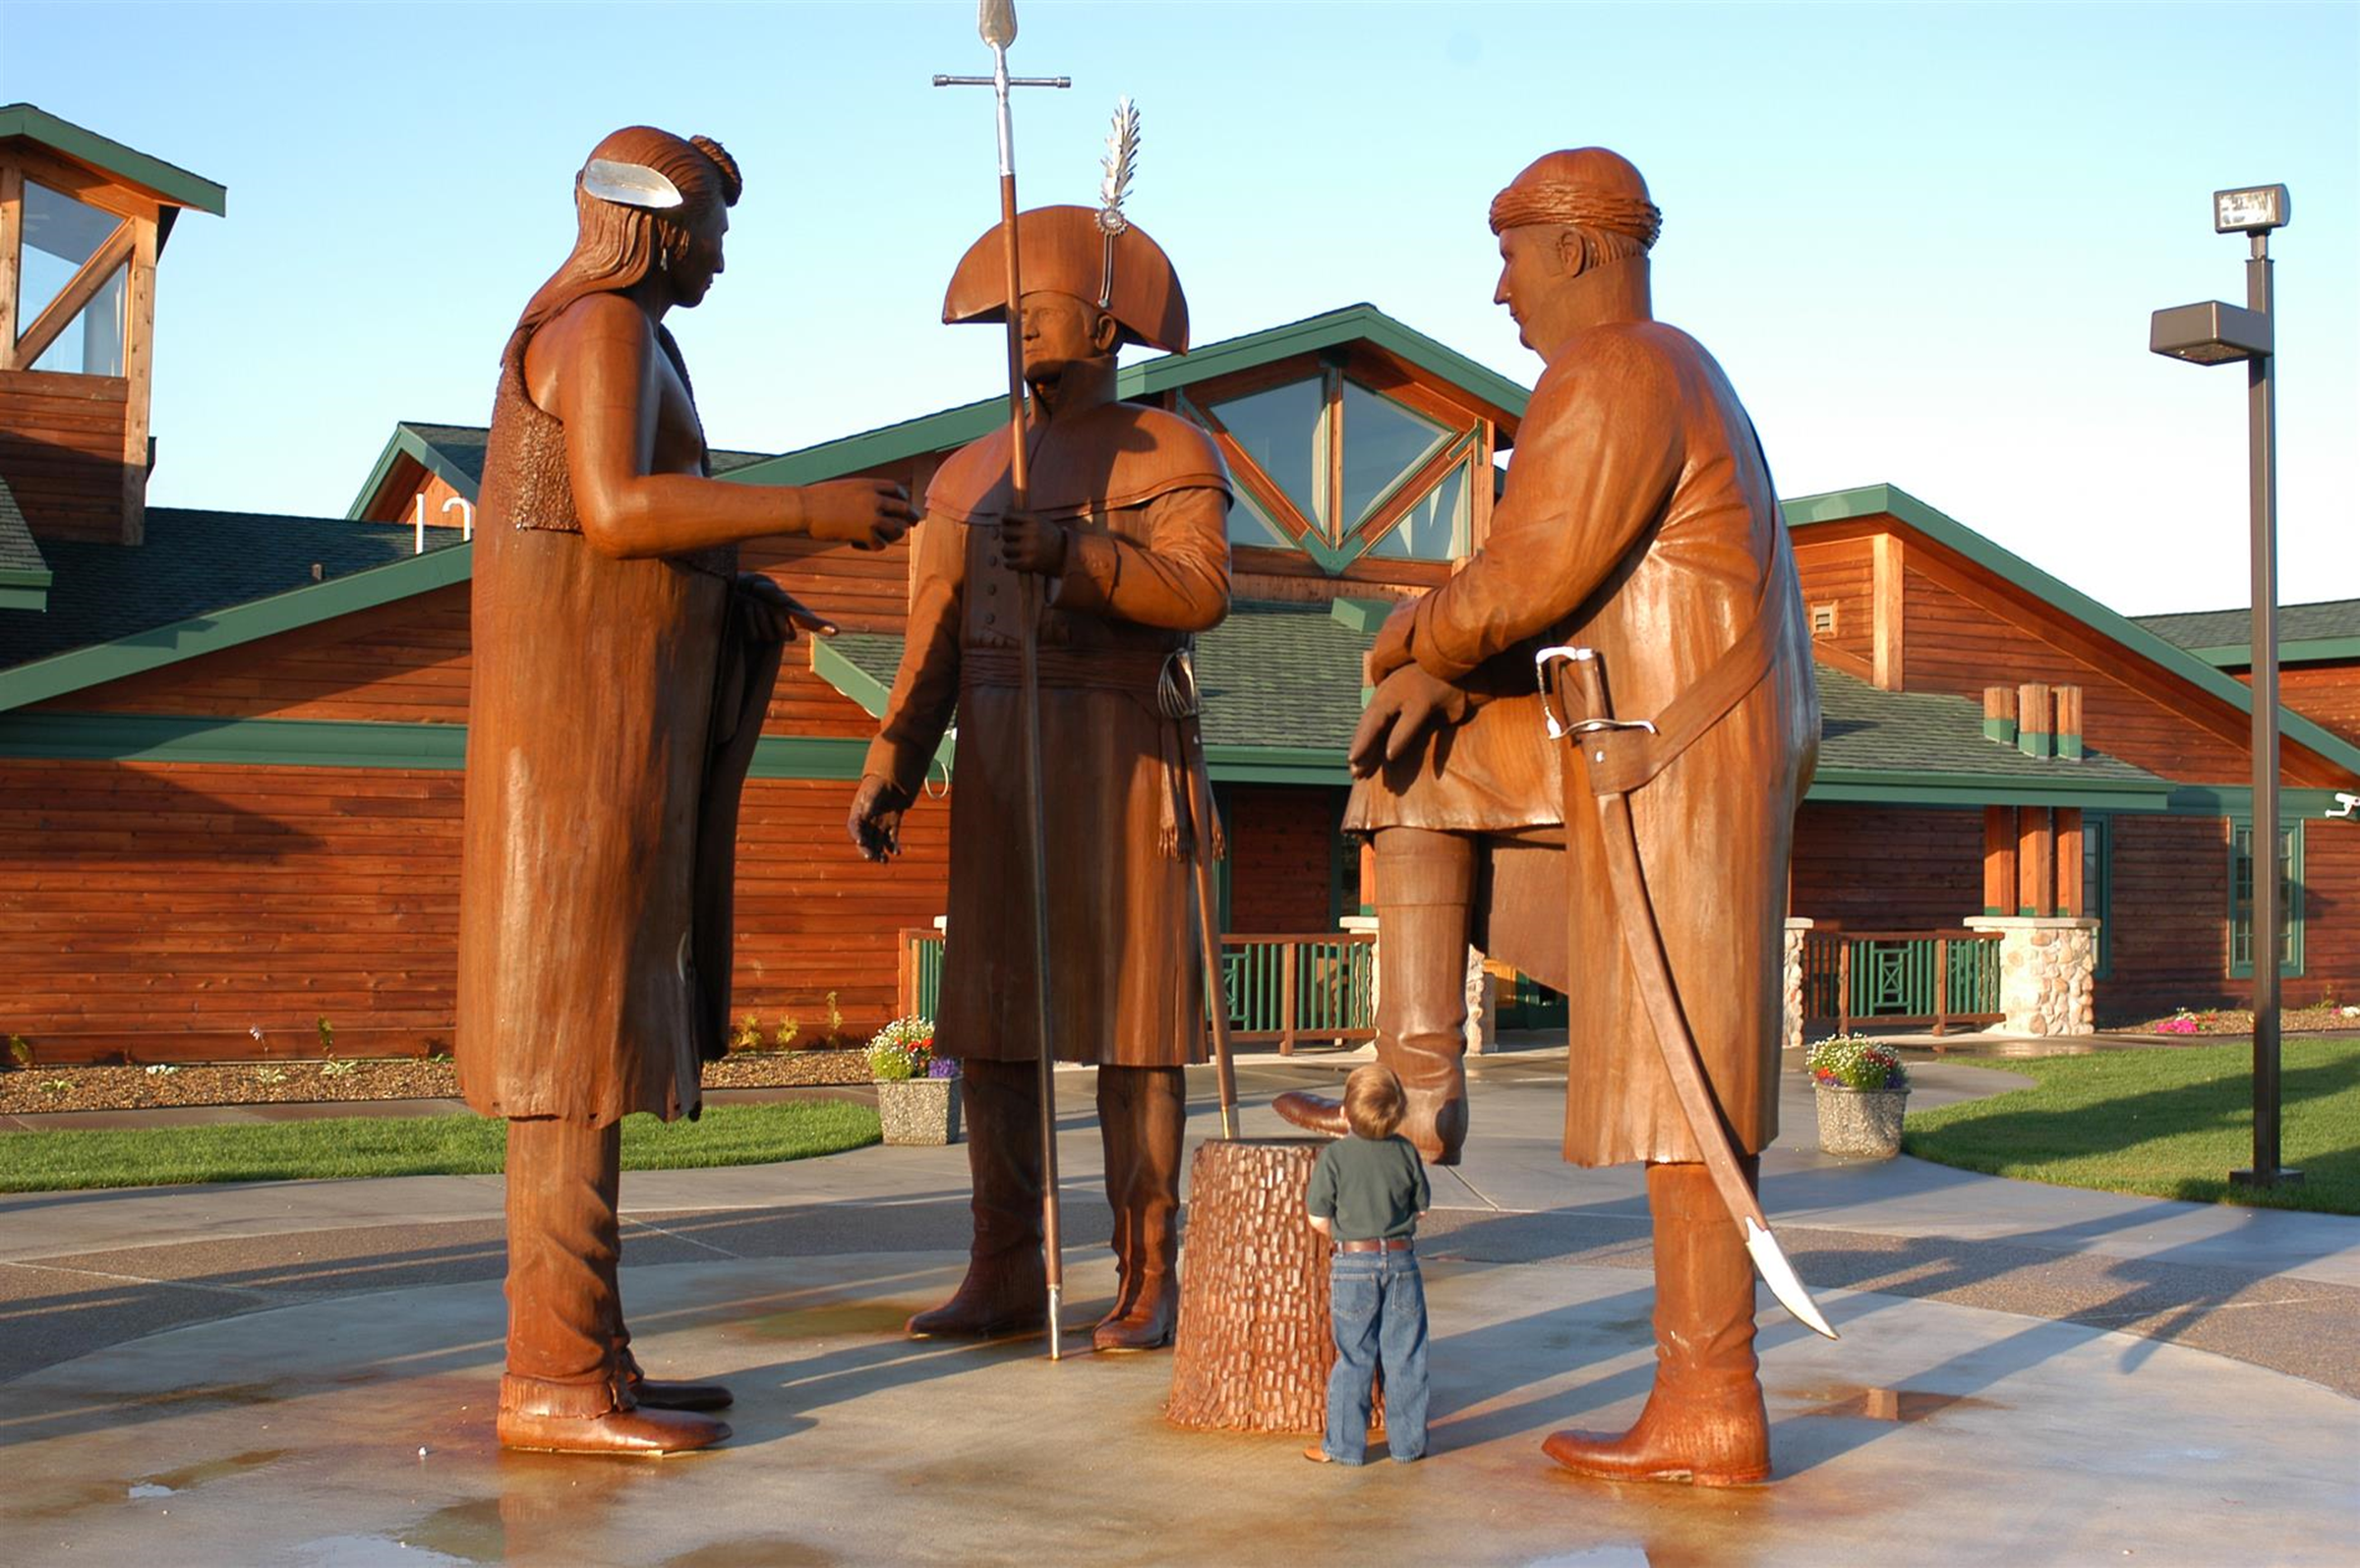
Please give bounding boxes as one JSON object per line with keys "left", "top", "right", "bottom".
{"left": 876, "top": 1075, "right": 962, "bottom": 1146}
{"left": 1815, "top": 1084, "right": 1908, "bottom": 1160}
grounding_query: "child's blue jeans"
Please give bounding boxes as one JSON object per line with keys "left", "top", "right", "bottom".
{"left": 1322, "top": 1245, "right": 1430, "bottom": 1463}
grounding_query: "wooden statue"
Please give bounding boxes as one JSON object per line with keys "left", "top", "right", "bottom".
{"left": 456, "top": 126, "right": 917, "bottom": 1456}
{"left": 1279, "top": 147, "right": 1820, "bottom": 1483}
{"left": 850, "top": 203, "right": 1230, "bottom": 1354}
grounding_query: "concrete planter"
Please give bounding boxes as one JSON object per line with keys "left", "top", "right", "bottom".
{"left": 876, "top": 1076, "right": 962, "bottom": 1146}
{"left": 1815, "top": 1083, "right": 1908, "bottom": 1159}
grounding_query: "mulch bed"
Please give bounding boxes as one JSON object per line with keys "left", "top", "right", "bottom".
{"left": 0, "top": 1050, "right": 872, "bottom": 1117}
{"left": 2121, "top": 1004, "right": 2360, "bottom": 1037}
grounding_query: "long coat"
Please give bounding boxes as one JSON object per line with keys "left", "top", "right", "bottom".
{"left": 1354, "top": 319, "right": 1818, "bottom": 1167}
{"left": 864, "top": 401, "right": 1231, "bottom": 1066}
{"left": 455, "top": 324, "right": 781, "bottom": 1126}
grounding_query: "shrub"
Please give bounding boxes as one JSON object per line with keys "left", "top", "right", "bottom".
{"left": 1806, "top": 1034, "right": 1909, "bottom": 1092}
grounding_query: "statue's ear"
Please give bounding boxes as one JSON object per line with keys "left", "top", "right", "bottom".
{"left": 1092, "top": 310, "right": 1121, "bottom": 355}
{"left": 1551, "top": 225, "right": 1588, "bottom": 278}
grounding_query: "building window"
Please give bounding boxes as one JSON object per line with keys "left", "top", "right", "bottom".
{"left": 1809, "top": 603, "right": 1838, "bottom": 638}
{"left": 2083, "top": 814, "right": 2111, "bottom": 979}
{"left": 2228, "top": 818, "right": 2303, "bottom": 978}
{"left": 19, "top": 181, "right": 131, "bottom": 377}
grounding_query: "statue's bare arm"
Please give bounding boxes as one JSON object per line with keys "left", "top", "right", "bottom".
{"left": 531, "top": 294, "right": 919, "bottom": 560}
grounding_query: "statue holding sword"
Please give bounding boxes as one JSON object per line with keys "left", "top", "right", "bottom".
{"left": 1288, "top": 147, "right": 1826, "bottom": 1484}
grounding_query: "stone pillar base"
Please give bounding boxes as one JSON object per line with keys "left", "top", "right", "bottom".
{"left": 1784, "top": 918, "right": 1813, "bottom": 1053}
{"left": 1963, "top": 916, "right": 2100, "bottom": 1036}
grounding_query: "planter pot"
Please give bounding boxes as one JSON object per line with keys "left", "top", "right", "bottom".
{"left": 1815, "top": 1083, "right": 1908, "bottom": 1159}
{"left": 876, "top": 1076, "right": 962, "bottom": 1146}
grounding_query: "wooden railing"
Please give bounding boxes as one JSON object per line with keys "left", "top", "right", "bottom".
{"left": 897, "top": 928, "right": 1378, "bottom": 1056}
{"left": 1799, "top": 927, "right": 2004, "bottom": 1037}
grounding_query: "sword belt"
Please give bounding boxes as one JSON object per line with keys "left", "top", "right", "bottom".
{"left": 1567, "top": 573, "right": 1794, "bottom": 797}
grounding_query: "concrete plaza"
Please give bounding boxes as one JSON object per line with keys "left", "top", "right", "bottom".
{"left": 2, "top": 1050, "right": 2355, "bottom": 1566}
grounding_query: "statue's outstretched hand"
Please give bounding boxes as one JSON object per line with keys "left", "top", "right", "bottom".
{"left": 849, "top": 773, "right": 913, "bottom": 863}
{"left": 1348, "top": 665, "right": 1472, "bottom": 778}
{"left": 734, "top": 573, "right": 836, "bottom": 645}
{"left": 802, "top": 479, "right": 919, "bottom": 551}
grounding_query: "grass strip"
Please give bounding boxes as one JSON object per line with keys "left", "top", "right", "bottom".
{"left": 0, "top": 1098, "right": 881, "bottom": 1193}
{"left": 1904, "top": 1038, "right": 2359, "bottom": 1215}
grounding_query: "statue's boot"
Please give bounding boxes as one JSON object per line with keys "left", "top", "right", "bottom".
{"left": 1542, "top": 1159, "right": 1770, "bottom": 1486}
{"left": 619, "top": 1347, "right": 734, "bottom": 1413}
{"left": 498, "top": 1118, "right": 731, "bottom": 1454}
{"left": 907, "top": 1058, "right": 1049, "bottom": 1338}
{"left": 498, "top": 1372, "right": 732, "bottom": 1456}
{"left": 1273, "top": 828, "right": 1473, "bottom": 1164}
{"left": 1092, "top": 1065, "right": 1185, "bottom": 1353}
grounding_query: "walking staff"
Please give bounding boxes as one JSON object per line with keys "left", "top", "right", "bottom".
{"left": 933, "top": 0, "right": 1074, "bottom": 1359}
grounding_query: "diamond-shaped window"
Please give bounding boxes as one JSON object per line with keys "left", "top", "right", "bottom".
{"left": 1208, "top": 378, "right": 1325, "bottom": 534}
{"left": 1338, "top": 382, "right": 1450, "bottom": 533}
{"left": 1365, "top": 459, "right": 1469, "bottom": 561}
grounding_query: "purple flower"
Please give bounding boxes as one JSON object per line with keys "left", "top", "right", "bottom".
{"left": 925, "top": 1057, "right": 961, "bottom": 1078}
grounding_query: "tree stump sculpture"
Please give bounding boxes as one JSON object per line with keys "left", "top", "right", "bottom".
{"left": 1165, "top": 1137, "right": 1381, "bottom": 1433}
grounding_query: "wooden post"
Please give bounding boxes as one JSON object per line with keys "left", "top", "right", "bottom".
{"left": 2019, "top": 806, "right": 2055, "bottom": 918}
{"left": 119, "top": 214, "right": 157, "bottom": 545}
{"left": 1871, "top": 533, "right": 1906, "bottom": 690}
{"left": 1982, "top": 685, "right": 2018, "bottom": 748}
{"left": 1837, "top": 939, "right": 1853, "bottom": 1036}
{"left": 2016, "top": 681, "right": 2053, "bottom": 758}
{"left": 0, "top": 165, "right": 22, "bottom": 361}
{"left": 1933, "top": 935, "right": 1951, "bottom": 1037}
{"left": 1278, "top": 940, "right": 1299, "bottom": 1056}
{"left": 2056, "top": 808, "right": 2085, "bottom": 918}
{"left": 1982, "top": 805, "right": 2018, "bottom": 915}
{"left": 2054, "top": 684, "right": 2085, "bottom": 760}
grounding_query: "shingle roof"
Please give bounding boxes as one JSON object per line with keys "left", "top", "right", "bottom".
{"left": 825, "top": 605, "right": 2167, "bottom": 789}
{"left": 1811, "top": 665, "right": 2163, "bottom": 785}
{"left": 0, "top": 507, "right": 455, "bottom": 668}
{"left": 0, "top": 475, "right": 46, "bottom": 576}
{"left": 399, "top": 421, "right": 773, "bottom": 487}
{"left": 2135, "top": 599, "right": 2360, "bottom": 655}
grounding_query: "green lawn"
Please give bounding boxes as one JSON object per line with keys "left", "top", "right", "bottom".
{"left": 1904, "top": 1038, "right": 2360, "bottom": 1215}
{"left": 0, "top": 1099, "right": 881, "bottom": 1193}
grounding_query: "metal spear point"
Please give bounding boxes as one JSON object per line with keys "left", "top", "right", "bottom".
{"left": 933, "top": 0, "right": 1072, "bottom": 1363}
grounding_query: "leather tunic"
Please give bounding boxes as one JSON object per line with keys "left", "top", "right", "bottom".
{"left": 865, "top": 400, "right": 1232, "bottom": 1066}
{"left": 455, "top": 321, "right": 781, "bottom": 1125}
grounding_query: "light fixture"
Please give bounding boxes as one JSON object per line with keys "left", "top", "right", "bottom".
{"left": 2213, "top": 185, "right": 2289, "bottom": 235}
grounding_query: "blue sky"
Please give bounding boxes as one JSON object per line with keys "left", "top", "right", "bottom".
{"left": 4, "top": 1, "right": 2353, "bottom": 613}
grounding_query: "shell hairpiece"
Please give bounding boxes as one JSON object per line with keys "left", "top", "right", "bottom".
{"left": 581, "top": 158, "right": 684, "bottom": 209}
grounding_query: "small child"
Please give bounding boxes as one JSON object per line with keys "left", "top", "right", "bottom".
{"left": 1303, "top": 1063, "right": 1432, "bottom": 1465}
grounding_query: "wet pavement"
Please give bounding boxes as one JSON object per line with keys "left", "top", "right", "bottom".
{"left": 3, "top": 1051, "right": 2356, "bottom": 1565}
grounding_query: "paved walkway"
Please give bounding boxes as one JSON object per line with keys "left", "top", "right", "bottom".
{"left": 2, "top": 1052, "right": 2355, "bottom": 1565}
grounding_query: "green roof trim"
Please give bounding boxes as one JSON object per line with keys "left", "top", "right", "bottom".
{"left": 1805, "top": 770, "right": 2171, "bottom": 811}
{"left": 0, "top": 542, "right": 471, "bottom": 716}
{"left": 343, "top": 423, "right": 484, "bottom": 520}
{"left": 2183, "top": 636, "right": 2360, "bottom": 668}
{"left": 0, "top": 709, "right": 880, "bottom": 783}
{"left": 0, "top": 103, "right": 226, "bottom": 215}
{"left": 724, "top": 304, "right": 1532, "bottom": 492}
{"left": 1329, "top": 598, "right": 1394, "bottom": 635}
{"left": 1784, "top": 483, "right": 2360, "bottom": 784}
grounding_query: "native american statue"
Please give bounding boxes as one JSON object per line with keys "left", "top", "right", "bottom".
{"left": 456, "top": 126, "right": 916, "bottom": 1456}
{"left": 850, "top": 117, "right": 1232, "bottom": 1353}
{"left": 1277, "top": 147, "right": 1822, "bottom": 1483}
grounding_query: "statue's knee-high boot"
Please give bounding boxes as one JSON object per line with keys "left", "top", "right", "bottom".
{"left": 907, "top": 1058, "right": 1049, "bottom": 1338}
{"left": 1542, "top": 1158, "right": 1770, "bottom": 1485}
{"left": 1273, "top": 828, "right": 1474, "bottom": 1164}
{"left": 1092, "top": 1065, "right": 1185, "bottom": 1352}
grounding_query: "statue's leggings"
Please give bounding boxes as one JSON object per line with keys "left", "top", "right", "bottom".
{"left": 501, "top": 1117, "right": 625, "bottom": 1418}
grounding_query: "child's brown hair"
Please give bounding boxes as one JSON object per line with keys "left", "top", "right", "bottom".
{"left": 1342, "top": 1063, "right": 1407, "bottom": 1140}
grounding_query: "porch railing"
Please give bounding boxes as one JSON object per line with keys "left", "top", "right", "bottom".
{"left": 896, "top": 927, "right": 1378, "bottom": 1056}
{"left": 1799, "top": 927, "right": 2004, "bottom": 1037}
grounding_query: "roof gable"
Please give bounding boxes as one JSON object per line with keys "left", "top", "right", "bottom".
{"left": 1784, "top": 483, "right": 2360, "bottom": 784}
{"left": 0, "top": 102, "right": 226, "bottom": 221}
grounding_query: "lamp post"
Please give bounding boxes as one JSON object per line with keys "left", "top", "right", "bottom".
{"left": 2150, "top": 183, "right": 2301, "bottom": 1190}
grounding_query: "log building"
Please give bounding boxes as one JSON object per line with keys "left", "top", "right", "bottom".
{"left": 4, "top": 107, "right": 2356, "bottom": 1065}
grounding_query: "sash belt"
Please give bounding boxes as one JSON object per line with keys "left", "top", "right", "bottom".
{"left": 1578, "top": 576, "right": 1795, "bottom": 798}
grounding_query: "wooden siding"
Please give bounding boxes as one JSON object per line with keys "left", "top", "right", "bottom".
{"left": 1225, "top": 785, "right": 1342, "bottom": 934}
{"left": 0, "top": 372, "right": 132, "bottom": 543}
{"left": 1793, "top": 538, "right": 1874, "bottom": 671}
{"left": 2100, "top": 814, "right": 2230, "bottom": 1019}
{"left": 2301, "top": 823, "right": 2359, "bottom": 1010}
{"left": 2236, "top": 662, "right": 2360, "bottom": 750}
{"left": 1791, "top": 804, "right": 1983, "bottom": 929}
{"left": 1900, "top": 553, "right": 2350, "bottom": 787}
